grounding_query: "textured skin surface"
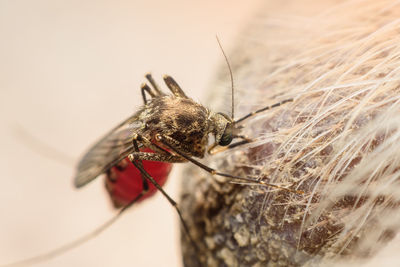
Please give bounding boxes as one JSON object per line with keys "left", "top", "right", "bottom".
{"left": 180, "top": 1, "right": 400, "bottom": 266}
{"left": 180, "top": 111, "right": 311, "bottom": 267}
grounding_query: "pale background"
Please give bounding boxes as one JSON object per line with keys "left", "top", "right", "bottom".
{"left": 0, "top": 1, "right": 261, "bottom": 267}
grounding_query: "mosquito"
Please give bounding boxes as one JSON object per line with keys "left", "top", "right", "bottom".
{"left": 72, "top": 71, "right": 297, "bottom": 245}
{"left": 1, "top": 40, "right": 301, "bottom": 267}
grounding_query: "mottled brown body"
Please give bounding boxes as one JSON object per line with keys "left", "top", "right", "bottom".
{"left": 141, "top": 96, "right": 210, "bottom": 158}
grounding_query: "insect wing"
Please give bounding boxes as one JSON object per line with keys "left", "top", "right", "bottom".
{"left": 74, "top": 113, "right": 144, "bottom": 188}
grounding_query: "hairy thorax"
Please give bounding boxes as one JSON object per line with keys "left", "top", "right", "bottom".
{"left": 141, "top": 96, "right": 211, "bottom": 158}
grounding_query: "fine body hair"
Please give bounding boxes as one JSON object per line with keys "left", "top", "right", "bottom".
{"left": 181, "top": 1, "right": 400, "bottom": 266}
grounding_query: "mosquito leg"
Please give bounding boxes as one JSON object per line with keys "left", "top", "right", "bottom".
{"left": 119, "top": 134, "right": 186, "bottom": 162}
{"left": 155, "top": 133, "right": 304, "bottom": 194}
{"left": 130, "top": 151, "right": 186, "bottom": 163}
{"left": 128, "top": 138, "right": 199, "bottom": 251}
{"left": 145, "top": 73, "right": 163, "bottom": 95}
{"left": 131, "top": 159, "right": 199, "bottom": 251}
{"left": 140, "top": 83, "right": 156, "bottom": 105}
{"left": 162, "top": 75, "right": 188, "bottom": 98}
{"left": 234, "top": 98, "right": 293, "bottom": 124}
{"left": 132, "top": 134, "right": 187, "bottom": 163}
{"left": 133, "top": 134, "right": 173, "bottom": 156}
{"left": 142, "top": 73, "right": 167, "bottom": 104}
{"left": 128, "top": 155, "right": 177, "bottom": 210}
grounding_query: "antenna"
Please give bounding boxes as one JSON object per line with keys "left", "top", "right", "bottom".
{"left": 216, "top": 36, "right": 235, "bottom": 119}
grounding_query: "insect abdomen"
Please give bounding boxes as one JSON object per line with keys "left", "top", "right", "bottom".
{"left": 105, "top": 148, "right": 172, "bottom": 208}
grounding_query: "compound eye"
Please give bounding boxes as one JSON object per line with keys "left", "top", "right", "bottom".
{"left": 219, "top": 132, "right": 233, "bottom": 146}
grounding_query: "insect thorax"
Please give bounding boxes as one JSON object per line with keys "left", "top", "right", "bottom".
{"left": 141, "top": 96, "right": 211, "bottom": 158}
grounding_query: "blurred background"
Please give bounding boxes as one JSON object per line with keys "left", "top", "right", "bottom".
{"left": 0, "top": 1, "right": 261, "bottom": 266}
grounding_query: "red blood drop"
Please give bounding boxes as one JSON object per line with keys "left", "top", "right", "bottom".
{"left": 105, "top": 148, "right": 172, "bottom": 208}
